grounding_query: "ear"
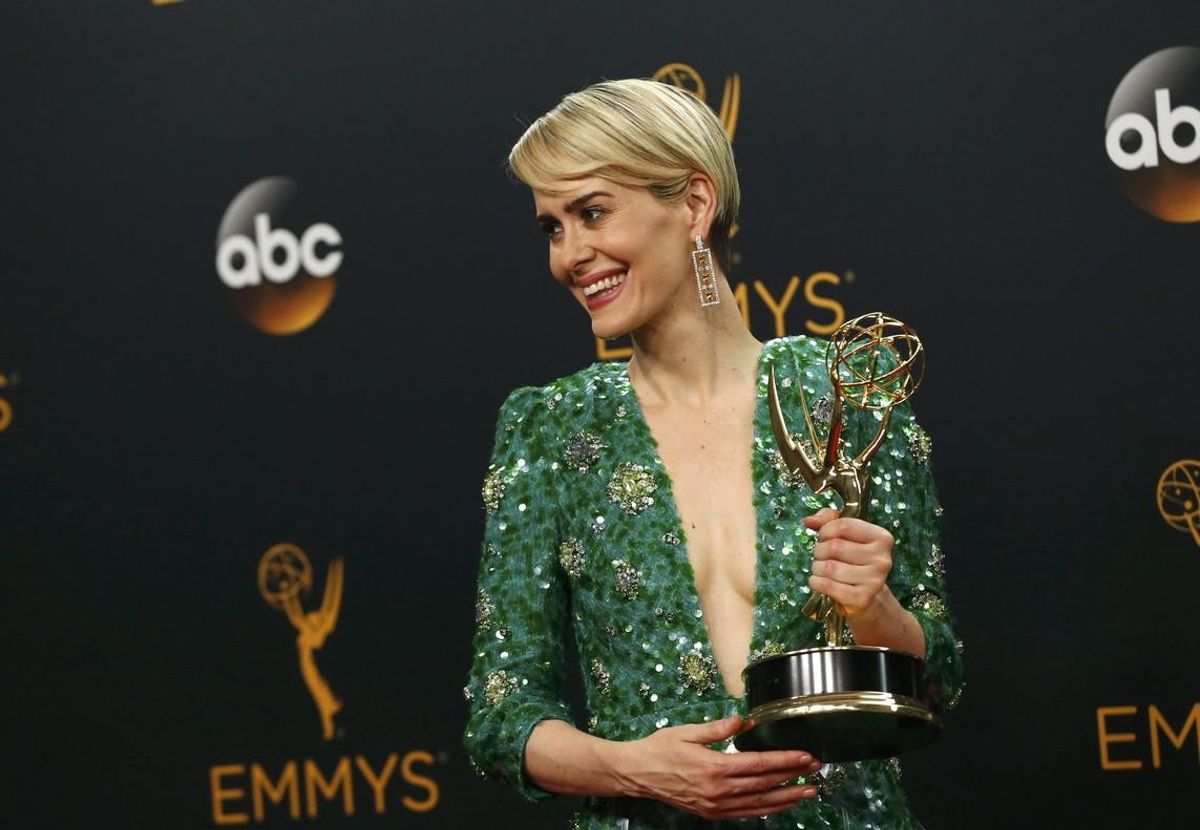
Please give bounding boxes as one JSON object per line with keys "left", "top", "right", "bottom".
{"left": 682, "top": 172, "right": 718, "bottom": 242}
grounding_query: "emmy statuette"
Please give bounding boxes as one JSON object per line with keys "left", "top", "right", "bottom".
{"left": 734, "top": 313, "right": 942, "bottom": 762}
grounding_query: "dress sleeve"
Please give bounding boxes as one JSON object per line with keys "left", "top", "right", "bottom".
{"left": 860, "top": 402, "right": 966, "bottom": 711}
{"left": 463, "top": 387, "right": 574, "bottom": 801}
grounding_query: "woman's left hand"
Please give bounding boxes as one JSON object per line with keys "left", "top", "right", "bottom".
{"left": 803, "top": 507, "right": 894, "bottom": 621}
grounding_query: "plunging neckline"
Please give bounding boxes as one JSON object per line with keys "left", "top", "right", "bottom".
{"left": 618, "top": 340, "right": 774, "bottom": 699}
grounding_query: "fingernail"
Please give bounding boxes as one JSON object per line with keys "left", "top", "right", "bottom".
{"left": 803, "top": 787, "right": 818, "bottom": 797}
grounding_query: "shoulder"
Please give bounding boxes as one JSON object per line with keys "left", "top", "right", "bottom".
{"left": 760, "top": 335, "right": 829, "bottom": 371}
{"left": 493, "top": 362, "right": 626, "bottom": 440}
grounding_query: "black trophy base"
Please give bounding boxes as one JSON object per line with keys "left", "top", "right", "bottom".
{"left": 734, "top": 646, "right": 942, "bottom": 762}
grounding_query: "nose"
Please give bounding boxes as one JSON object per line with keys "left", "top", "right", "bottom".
{"left": 561, "top": 227, "right": 595, "bottom": 277}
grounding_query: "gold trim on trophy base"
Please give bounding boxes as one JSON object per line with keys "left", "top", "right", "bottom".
{"left": 736, "top": 691, "right": 942, "bottom": 761}
{"left": 747, "top": 691, "right": 938, "bottom": 725}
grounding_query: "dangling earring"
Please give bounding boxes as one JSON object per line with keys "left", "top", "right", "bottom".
{"left": 692, "top": 235, "right": 720, "bottom": 307}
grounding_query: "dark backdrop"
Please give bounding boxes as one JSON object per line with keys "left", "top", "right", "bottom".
{"left": 2, "top": 2, "right": 1197, "bottom": 828}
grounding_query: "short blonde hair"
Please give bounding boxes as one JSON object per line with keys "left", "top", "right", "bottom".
{"left": 509, "top": 78, "right": 741, "bottom": 272}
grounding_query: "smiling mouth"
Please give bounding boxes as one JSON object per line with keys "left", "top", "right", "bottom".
{"left": 582, "top": 271, "right": 627, "bottom": 298}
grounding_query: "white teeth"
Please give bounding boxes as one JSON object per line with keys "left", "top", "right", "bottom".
{"left": 582, "top": 272, "right": 626, "bottom": 297}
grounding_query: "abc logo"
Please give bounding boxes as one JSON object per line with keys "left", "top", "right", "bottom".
{"left": 1105, "top": 46, "right": 1200, "bottom": 222}
{"left": 215, "top": 177, "right": 343, "bottom": 334}
{"left": 217, "top": 214, "right": 342, "bottom": 288}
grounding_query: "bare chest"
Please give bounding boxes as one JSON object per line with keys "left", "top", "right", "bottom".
{"left": 639, "top": 394, "right": 759, "bottom": 693}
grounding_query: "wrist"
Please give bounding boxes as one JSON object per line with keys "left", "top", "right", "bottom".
{"left": 597, "top": 735, "right": 642, "bottom": 798}
{"left": 847, "top": 584, "right": 895, "bottom": 627}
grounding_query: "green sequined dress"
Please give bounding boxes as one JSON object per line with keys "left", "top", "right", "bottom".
{"left": 464, "top": 336, "right": 964, "bottom": 829}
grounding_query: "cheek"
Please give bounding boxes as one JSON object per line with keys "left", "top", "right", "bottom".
{"left": 547, "top": 248, "right": 569, "bottom": 283}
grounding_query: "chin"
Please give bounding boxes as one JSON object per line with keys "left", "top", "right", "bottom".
{"left": 590, "top": 316, "right": 633, "bottom": 342}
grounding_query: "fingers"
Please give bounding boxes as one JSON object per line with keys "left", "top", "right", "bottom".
{"left": 802, "top": 507, "right": 839, "bottom": 530}
{"left": 814, "top": 516, "right": 893, "bottom": 546}
{"left": 723, "top": 748, "right": 817, "bottom": 777}
{"left": 675, "top": 714, "right": 743, "bottom": 745}
{"left": 703, "top": 784, "right": 819, "bottom": 819}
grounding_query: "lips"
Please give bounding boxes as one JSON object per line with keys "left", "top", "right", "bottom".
{"left": 581, "top": 271, "right": 626, "bottom": 297}
{"left": 577, "top": 269, "right": 627, "bottom": 312}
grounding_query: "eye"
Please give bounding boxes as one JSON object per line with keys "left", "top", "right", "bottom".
{"left": 538, "top": 220, "right": 561, "bottom": 239}
{"left": 580, "top": 205, "right": 606, "bottom": 222}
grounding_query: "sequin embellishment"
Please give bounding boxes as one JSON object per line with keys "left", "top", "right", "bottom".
{"left": 558, "top": 538, "right": 585, "bottom": 579}
{"left": 474, "top": 590, "right": 494, "bottom": 629}
{"left": 928, "top": 543, "right": 945, "bottom": 580}
{"left": 811, "top": 395, "right": 834, "bottom": 427}
{"left": 679, "top": 648, "right": 717, "bottom": 693}
{"left": 563, "top": 431, "right": 604, "bottom": 473}
{"left": 606, "top": 462, "right": 657, "bottom": 514}
{"left": 903, "top": 423, "right": 933, "bottom": 465}
{"left": 483, "top": 670, "right": 519, "bottom": 706}
{"left": 747, "top": 641, "right": 787, "bottom": 665}
{"left": 808, "top": 763, "right": 846, "bottom": 797}
{"left": 481, "top": 469, "right": 505, "bottom": 514}
{"left": 910, "top": 590, "right": 947, "bottom": 620}
{"left": 612, "top": 560, "right": 641, "bottom": 600}
{"left": 590, "top": 659, "right": 613, "bottom": 695}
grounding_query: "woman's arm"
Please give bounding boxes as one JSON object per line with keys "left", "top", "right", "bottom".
{"left": 802, "top": 403, "right": 965, "bottom": 705}
{"left": 463, "top": 388, "right": 575, "bottom": 800}
{"left": 525, "top": 716, "right": 823, "bottom": 821}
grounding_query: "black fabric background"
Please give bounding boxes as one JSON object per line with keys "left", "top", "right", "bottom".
{"left": 2, "top": 2, "right": 1197, "bottom": 827}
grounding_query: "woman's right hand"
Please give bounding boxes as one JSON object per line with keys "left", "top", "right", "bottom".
{"left": 612, "top": 715, "right": 822, "bottom": 820}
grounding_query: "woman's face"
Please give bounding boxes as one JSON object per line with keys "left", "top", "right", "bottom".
{"left": 533, "top": 177, "right": 695, "bottom": 340}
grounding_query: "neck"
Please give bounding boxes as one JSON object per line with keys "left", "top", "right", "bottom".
{"left": 626, "top": 275, "right": 762, "bottom": 408}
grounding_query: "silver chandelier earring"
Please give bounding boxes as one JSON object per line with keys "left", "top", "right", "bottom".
{"left": 692, "top": 235, "right": 720, "bottom": 307}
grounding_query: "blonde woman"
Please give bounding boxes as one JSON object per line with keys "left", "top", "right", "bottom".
{"left": 464, "top": 79, "right": 963, "bottom": 829}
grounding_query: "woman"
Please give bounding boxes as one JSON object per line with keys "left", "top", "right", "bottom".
{"left": 464, "top": 78, "right": 963, "bottom": 829}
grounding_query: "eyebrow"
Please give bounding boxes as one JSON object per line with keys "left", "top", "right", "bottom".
{"left": 535, "top": 190, "right": 612, "bottom": 223}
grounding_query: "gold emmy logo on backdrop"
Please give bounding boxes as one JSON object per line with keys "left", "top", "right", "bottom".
{"left": 652, "top": 62, "right": 741, "bottom": 241}
{"left": 0, "top": 374, "right": 13, "bottom": 432}
{"left": 654, "top": 62, "right": 741, "bottom": 141}
{"left": 1156, "top": 459, "right": 1200, "bottom": 547}
{"left": 258, "top": 543, "right": 345, "bottom": 739}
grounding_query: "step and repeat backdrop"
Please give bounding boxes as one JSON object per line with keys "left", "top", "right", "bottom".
{"left": 2, "top": 2, "right": 1198, "bottom": 828}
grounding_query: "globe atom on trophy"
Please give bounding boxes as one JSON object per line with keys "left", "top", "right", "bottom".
{"left": 734, "top": 312, "right": 942, "bottom": 762}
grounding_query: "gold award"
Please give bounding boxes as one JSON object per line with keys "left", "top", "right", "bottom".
{"left": 258, "top": 543, "right": 344, "bottom": 739}
{"left": 736, "top": 312, "right": 942, "bottom": 761}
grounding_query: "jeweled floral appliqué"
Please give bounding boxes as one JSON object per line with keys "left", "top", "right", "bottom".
{"left": 606, "top": 462, "right": 657, "bottom": 514}
{"left": 563, "top": 431, "right": 604, "bottom": 473}
{"left": 747, "top": 641, "right": 787, "bottom": 665}
{"left": 679, "top": 647, "right": 717, "bottom": 693}
{"left": 811, "top": 395, "right": 834, "bottom": 428}
{"left": 910, "top": 590, "right": 947, "bottom": 620}
{"left": 483, "top": 670, "right": 519, "bottom": 705}
{"left": 611, "top": 560, "right": 641, "bottom": 600}
{"left": 590, "top": 659, "right": 612, "bottom": 695}
{"left": 903, "top": 423, "right": 933, "bottom": 465}
{"left": 927, "top": 543, "right": 945, "bottom": 580}
{"left": 558, "top": 538, "right": 585, "bottom": 578}
{"left": 481, "top": 469, "right": 506, "bottom": 514}
{"left": 474, "top": 589, "right": 494, "bottom": 629}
